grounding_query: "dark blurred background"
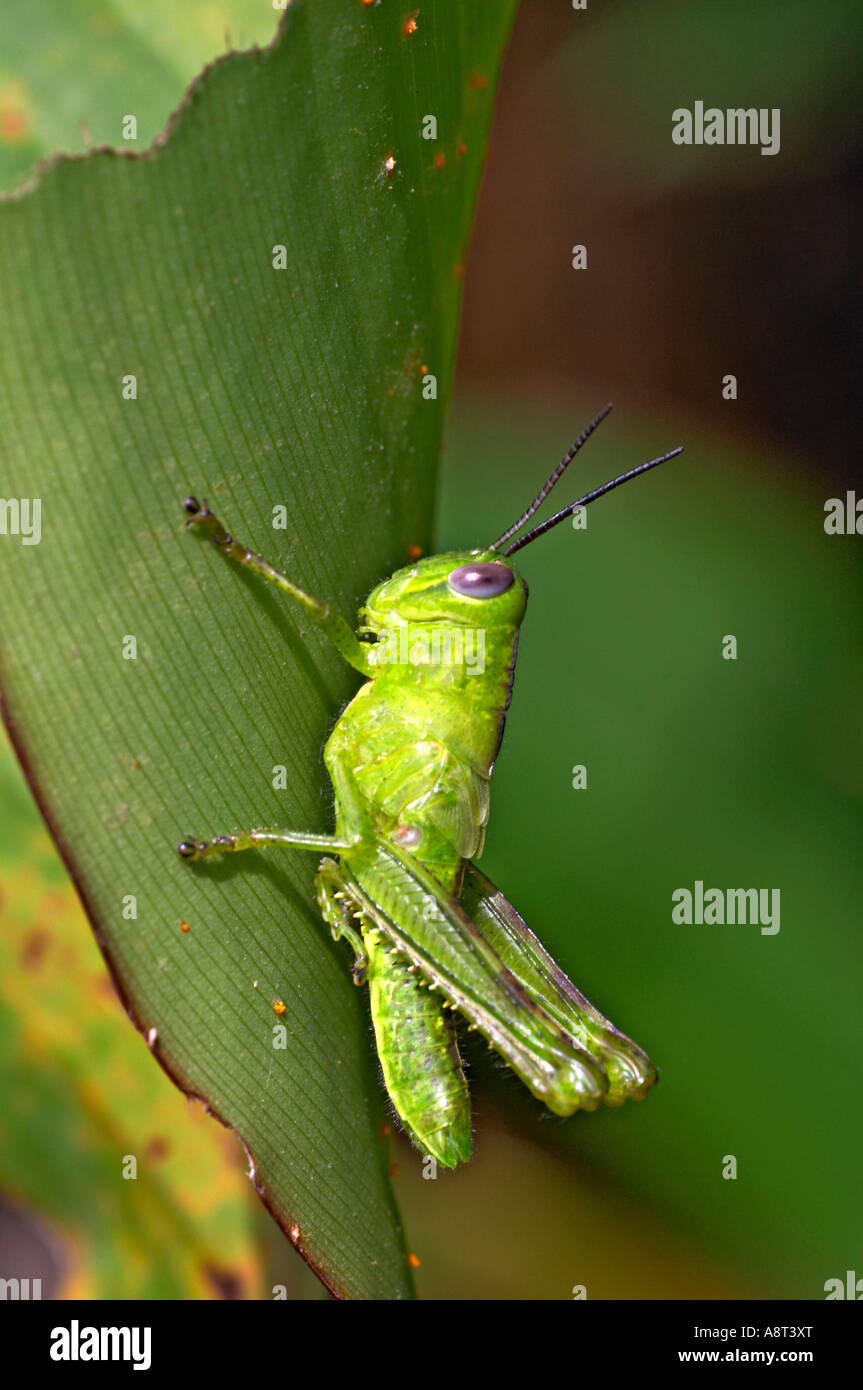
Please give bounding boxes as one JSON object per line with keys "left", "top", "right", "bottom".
{"left": 1, "top": 0, "right": 860, "bottom": 1300}
{"left": 457, "top": 0, "right": 861, "bottom": 486}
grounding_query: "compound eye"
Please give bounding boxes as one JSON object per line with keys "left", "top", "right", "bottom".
{"left": 447, "top": 561, "right": 514, "bottom": 598}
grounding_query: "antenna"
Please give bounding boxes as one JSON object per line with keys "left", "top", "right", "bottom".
{"left": 502, "top": 446, "right": 684, "bottom": 557}
{"left": 488, "top": 404, "right": 613, "bottom": 551}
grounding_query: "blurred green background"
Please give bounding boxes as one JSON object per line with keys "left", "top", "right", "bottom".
{"left": 1, "top": 0, "right": 860, "bottom": 1298}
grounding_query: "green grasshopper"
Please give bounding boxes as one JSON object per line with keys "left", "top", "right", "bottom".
{"left": 178, "top": 405, "right": 682, "bottom": 1167}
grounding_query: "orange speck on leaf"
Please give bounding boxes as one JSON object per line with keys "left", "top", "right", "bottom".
{"left": 407, "top": 544, "right": 423, "bottom": 561}
{"left": 389, "top": 1162, "right": 400, "bottom": 1178}
{"left": 180, "top": 921, "right": 190, "bottom": 933}
{"left": 434, "top": 152, "right": 445, "bottom": 170}
{"left": 0, "top": 108, "right": 27, "bottom": 143}
{"left": 380, "top": 1121, "right": 391, "bottom": 1136}
{"left": 457, "top": 141, "right": 468, "bottom": 158}
{"left": 403, "top": 10, "right": 419, "bottom": 36}
{"left": 273, "top": 999, "right": 287, "bottom": 1015}
{"left": 452, "top": 262, "right": 465, "bottom": 279}
{"left": 469, "top": 72, "right": 488, "bottom": 90}
{"left": 408, "top": 1252, "right": 421, "bottom": 1268}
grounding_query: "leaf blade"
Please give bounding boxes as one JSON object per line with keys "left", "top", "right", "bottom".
{"left": 0, "top": 1, "right": 518, "bottom": 1298}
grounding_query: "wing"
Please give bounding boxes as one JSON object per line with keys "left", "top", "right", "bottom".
{"left": 343, "top": 841, "right": 611, "bottom": 1117}
{"left": 316, "top": 855, "right": 471, "bottom": 1168}
{"left": 460, "top": 862, "right": 657, "bottom": 1104}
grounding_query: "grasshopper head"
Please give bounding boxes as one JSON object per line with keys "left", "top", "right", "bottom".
{"left": 359, "top": 550, "right": 528, "bottom": 634}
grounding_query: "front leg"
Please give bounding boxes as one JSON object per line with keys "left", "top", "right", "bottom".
{"left": 178, "top": 752, "right": 376, "bottom": 865}
{"left": 182, "top": 497, "right": 373, "bottom": 676}
{"left": 177, "top": 825, "right": 363, "bottom": 862}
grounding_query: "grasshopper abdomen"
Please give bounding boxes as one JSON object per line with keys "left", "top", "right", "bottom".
{"left": 364, "top": 927, "right": 472, "bottom": 1169}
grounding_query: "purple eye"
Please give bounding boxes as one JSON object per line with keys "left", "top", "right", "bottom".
{"left": 448, "top": 562, "right": 514, "bottom": 598}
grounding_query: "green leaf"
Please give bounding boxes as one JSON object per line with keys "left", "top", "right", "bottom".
{"left": 0, "top": 1, "right": 276, "bottom": 193}
{"left": 0, "top": 741, "right": 263, "bottom": 1300}
{"left": 0, "top": 1, "right": 517, "bottom": 1299}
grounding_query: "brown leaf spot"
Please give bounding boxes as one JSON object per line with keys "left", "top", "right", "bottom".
{"left": 145, "top": 1135, "right": 170, "bottom": 1162}
{"left": 201, "top": 1263, "right": 244, "bottom": 1300}
{"left": 20, "top": 928, "right": 51, "bottom": 969}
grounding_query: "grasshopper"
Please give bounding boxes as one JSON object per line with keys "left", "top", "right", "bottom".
{"left": 178, "top": 406, "right": 682, "bottom": 1167}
